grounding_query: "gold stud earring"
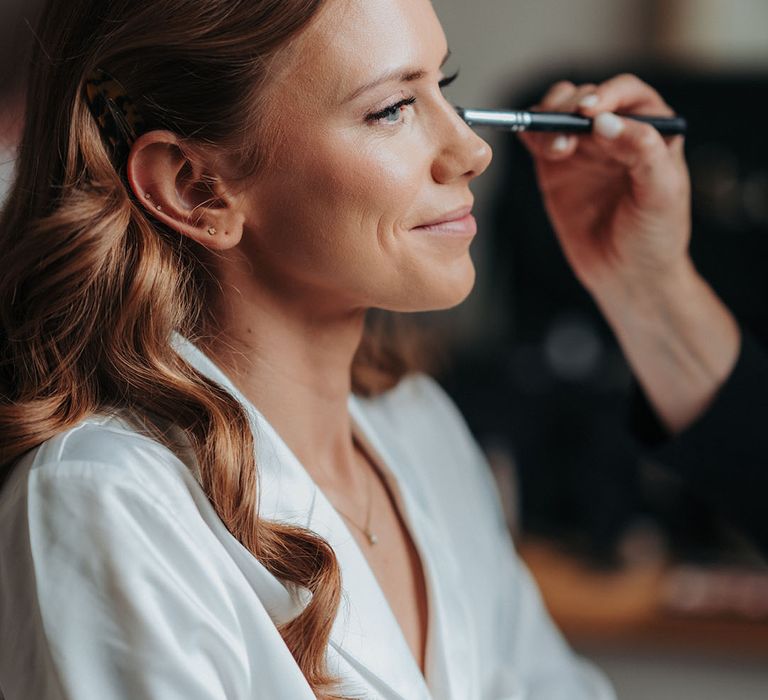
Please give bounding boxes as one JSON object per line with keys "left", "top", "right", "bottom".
{"left": 207, "top": 227, "right": 217, "bottom": 236}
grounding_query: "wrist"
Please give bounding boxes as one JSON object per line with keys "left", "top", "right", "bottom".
{"left": 590, "top": 257, "right": 740, "bottom": 434}
{"left": 588, "top": 256, "right": 700, "bottom": 324}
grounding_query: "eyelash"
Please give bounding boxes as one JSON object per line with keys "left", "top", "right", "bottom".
{"left": 365, "top": 71, "right": 460, "bottom": 124}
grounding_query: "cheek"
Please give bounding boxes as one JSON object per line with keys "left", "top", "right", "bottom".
{"left": 310, "top": 137, "right": 426, "bottom": 231}
{"left": 246, "top": 128, "right": 473, "bottom": 310}
{"left": 276, "top": 136, "right": 427, "bottom": 254}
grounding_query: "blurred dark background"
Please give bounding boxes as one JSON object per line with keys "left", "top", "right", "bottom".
{"left": 0, "top": 0, "right": 43, "bottom": 200}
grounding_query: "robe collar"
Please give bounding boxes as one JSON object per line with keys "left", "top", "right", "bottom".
{"left": 175, "top": 335, "right": 476, "bottom": 700}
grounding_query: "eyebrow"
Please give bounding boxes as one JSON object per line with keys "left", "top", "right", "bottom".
{"left": 344, "top": 49, "right": 452, "bottom": 103}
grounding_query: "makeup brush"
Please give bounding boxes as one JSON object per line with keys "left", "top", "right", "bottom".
{"left": 456, "top": 107, "right": 687, "bottom": 136}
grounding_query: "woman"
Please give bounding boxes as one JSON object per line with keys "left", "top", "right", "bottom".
{"left": 0, "top": 1, "right": 614, "bottom": 698}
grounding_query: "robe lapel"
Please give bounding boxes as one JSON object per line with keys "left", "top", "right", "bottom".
{"left": 348, "top": 397, "right": 480, "bottom": 700}
{"left": 256, "top": 410, "right": 429, "bottom": 700}
{"left": 177, "top": 337, "right": 432, "bottom": 700}
{"left": 251, "top": 413, "right": 432, "bottom": 700}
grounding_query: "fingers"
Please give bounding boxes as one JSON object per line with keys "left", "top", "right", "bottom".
{"left": 540, "top": 81, "right": 598, "bottom": 112}
{"left": 519, "top": 130, "right": 579, "bottom": 161}
{"left": 540, "top": 80, "right": 580, "bottom": 109}
{"left": 519, "top": 73, "right": 683, "bottom": 166}
{"left": 521, "top": 81, "right": 597, "bottom": 161}
{"left": 591, "top": 112, "right": 687, "bottom": 202}
{"left": 592, "top": 113, "right": 663, "bottom": 168}
{"left": 579, "top": 74, "right": 683, "bottom": 157}
{"left": 577, "top": 73, "right": 674, "bottom": 118}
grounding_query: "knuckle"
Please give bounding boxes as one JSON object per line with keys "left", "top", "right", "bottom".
{"left": 544, "top": 80, "right": 575, "bottom": 102}
{"left": 595, "top": 74, "right": 634, "bottom": 100}
{"left": 633, "top": 124, "right": 664, "bottom": 157}
{"left": 637, "top": 124, "right": 660, "bottom": 148}
{"left": 660, "top": 100, "right": 675, "bottom": 116}
{"left": 551, "top": 80, "right": 575, "bottom": 92}
{"left": 626, "top": 125, "right": 663, "bottom": 166}
{"left": 616, "top": 72, "right": 641, "bottom": 86}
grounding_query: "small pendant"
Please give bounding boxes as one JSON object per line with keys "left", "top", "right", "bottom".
{"left": 366, "top": 531, "right": 379, "bottom": 545}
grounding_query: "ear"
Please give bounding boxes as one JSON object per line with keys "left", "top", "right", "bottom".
{"left": 126, "top": 131, "right": 246, "bottom": 251}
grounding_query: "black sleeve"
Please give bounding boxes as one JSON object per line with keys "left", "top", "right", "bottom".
{"left": 631, "top": 330, "right": 768, "bottom": 554}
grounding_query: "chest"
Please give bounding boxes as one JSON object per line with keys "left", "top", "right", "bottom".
{"left": 322, "top": 446, "right": 431, "bottom": 677}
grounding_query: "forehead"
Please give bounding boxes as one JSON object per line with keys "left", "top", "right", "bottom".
{"left": 280, "top": 0, "right": 447, "bottom": 105}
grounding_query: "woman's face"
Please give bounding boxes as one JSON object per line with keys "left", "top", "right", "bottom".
{"left": 236, "top": 0, "right": 492, "bottom": 314}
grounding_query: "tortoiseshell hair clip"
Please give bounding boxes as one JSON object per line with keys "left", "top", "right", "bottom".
{"left": 83, "top": 68, "right": 147, "bottom": 164}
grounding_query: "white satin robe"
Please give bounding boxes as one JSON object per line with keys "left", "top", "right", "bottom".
{"left": 0, "top": 337, "right": 615, "bottom": 700}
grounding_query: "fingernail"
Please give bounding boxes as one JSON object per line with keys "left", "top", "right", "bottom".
{"left": 579, "top": 94, "right": 599, "bottom": 109}
{"left": 552, "top": 135, "right": 570, "bottom": 152}
{"left": 594, "top": 112, "right": 624, "bottom": 139}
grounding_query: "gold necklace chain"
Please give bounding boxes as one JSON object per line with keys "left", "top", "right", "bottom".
{"left": 332, "top": 437, "right": 378, "bottom": 545}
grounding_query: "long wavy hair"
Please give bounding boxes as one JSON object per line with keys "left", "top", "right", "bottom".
{"left": 0, "top": 0, "right": 429, "bottom": 696}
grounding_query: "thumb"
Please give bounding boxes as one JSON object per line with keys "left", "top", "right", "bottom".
{"left": 592, "top": 112, "right": 684, "bottom": 203}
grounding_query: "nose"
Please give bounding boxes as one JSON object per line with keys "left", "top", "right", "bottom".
{"left": 431, "top": 106, "right": 493, "bottom": 184}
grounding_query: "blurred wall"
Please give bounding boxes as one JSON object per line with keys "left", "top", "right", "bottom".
{"left": 654, "top": 0, "right": 768, "bottom": 67}
{"left": 434, "top": 0, "right": 649, "bottom": 111}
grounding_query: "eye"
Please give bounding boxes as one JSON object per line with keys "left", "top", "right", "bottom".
{"left": 438, "top": 70, "right": 460, "bottom": 91}
{"left": 365, "top": 97, "right": 416, "bottom": 125}
{"left": 363, "top": 70, "right": 460, "bottom": 126}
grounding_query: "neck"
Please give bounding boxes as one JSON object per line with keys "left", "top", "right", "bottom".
{"left": 200, "top": 271, "right": 367, "bottom": 487}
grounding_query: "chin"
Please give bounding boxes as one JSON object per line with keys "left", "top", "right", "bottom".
{"left": 435, "top": 255, "right": 477, "bottom": 308}
{"left": 432, "top": 271, "right": 476, "bottom": 310}
{"left": 388, "top": 259, "right": 477, "bottom": 313}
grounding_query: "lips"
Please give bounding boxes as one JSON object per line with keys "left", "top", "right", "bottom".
{"left": 414, "top": 205, "right": 474, "bottom": 229}
{"left": 411, "top": 205, "right": 477, "bottom": 237}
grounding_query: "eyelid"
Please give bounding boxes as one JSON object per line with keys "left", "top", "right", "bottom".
{"left": 365, "top": 96, "right": 416, "bottom": 122}
{"left": 363, "top": 70, "right": 460, "bottom": 124}
{"left": 438, "top": 69, "right": 460, "bottom": 89}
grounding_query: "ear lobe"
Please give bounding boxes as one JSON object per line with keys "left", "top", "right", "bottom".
{"left": 126, "top": 131, "right": 244, "bottom": 250}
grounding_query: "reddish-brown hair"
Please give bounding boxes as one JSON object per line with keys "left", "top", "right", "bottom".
{"left": 0, "top": 0, "right": 428, "bottom": 695}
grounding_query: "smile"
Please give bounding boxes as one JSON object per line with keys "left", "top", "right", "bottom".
{"left": 411, "top": 206, "right": 477, "bottom": 237}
